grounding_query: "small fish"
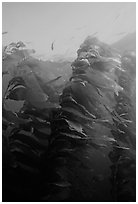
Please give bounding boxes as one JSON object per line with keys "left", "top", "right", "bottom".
{"left": 51, "top": 41, "right": 55, "bottom": 51}
{"left": 2, "top": 71, "right": 9, "bottom": 76}
{"left": 45, "top": 76, "right": 62, "bottom": 85}
{"left": 2, "top": 31, "right": 8, "bottom": 35}
{"left": 114, "top": 13, "right": 120, "bottom": 21}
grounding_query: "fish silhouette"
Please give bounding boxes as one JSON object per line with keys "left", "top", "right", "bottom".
{"left": 2, "top": 31, "right": 8, "bottom": 35}
{"left": 51, "top": 41, "right": 55, "bottom": 51}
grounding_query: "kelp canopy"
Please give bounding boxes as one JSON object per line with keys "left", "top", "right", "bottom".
{"left": 2, "top": 36, "right": 136, "bottom": 201}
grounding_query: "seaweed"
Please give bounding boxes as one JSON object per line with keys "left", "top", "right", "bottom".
{"left": 2, "top": 38, "right": 136, "bottom": 201}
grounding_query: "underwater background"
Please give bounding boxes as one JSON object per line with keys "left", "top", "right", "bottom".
{"left": 2, "top": 2, "right": 136, "bottom": 202}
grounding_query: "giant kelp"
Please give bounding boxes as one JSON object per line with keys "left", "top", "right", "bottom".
{"left": 2, "top": 38, "right": 136, "bottom": 201}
